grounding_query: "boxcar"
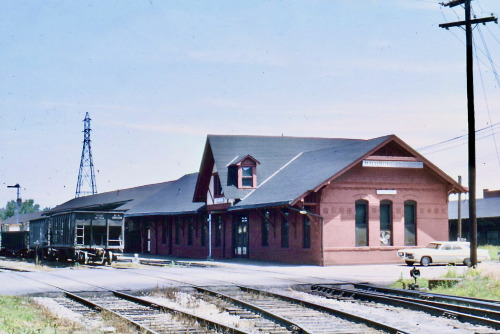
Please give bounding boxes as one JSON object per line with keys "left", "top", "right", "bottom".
{"left": 0, "top": 231, "right": 29, "bottom": 256}
{"left": 48, "top": 211, "right": 124, "bottom": 264}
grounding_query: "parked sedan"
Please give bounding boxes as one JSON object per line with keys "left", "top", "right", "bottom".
{"left": 397, "top": 241, "right": 490, "bottom": 266}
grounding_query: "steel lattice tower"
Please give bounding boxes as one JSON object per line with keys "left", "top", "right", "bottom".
{"left": 75, "top": 112, "right": 97, "bottom": 197}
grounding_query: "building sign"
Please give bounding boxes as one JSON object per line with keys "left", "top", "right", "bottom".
{"left": 362, "top": 160, "right": 423, "bottom": 169}
{"left": 377, "top": 189, "right": 397, "bottom": 195}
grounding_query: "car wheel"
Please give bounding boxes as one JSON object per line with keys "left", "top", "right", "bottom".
{"left": 405, "top": 261, "right": 415, "bottom": 266}
{"left": 464, "top": 258, "right": 471, "bottom": 267}
{"left": 420, "top": 256, "right": 431, "bottom": 266}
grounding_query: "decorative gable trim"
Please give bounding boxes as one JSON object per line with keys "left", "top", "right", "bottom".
{"left": 228, "top": 155, "right": 261, "bottom": 167}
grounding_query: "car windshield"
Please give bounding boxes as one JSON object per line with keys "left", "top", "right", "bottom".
{"left": 425, "top": 243, "right": 441, "bottom": 249}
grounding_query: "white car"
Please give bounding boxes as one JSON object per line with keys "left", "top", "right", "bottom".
{"left": 397, "top": 241, "right": 490, "bottom": 266}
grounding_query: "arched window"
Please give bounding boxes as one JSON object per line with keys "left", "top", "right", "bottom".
{"left": 380, "top": 200, "right": 393, "bottom": 246}
{"left": 404, "top": 200, "right": 417, "bottom": 246}
{"left": 355, "top": 200, "right": 369, "bottom": 246}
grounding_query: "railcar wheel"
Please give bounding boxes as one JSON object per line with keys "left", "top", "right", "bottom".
{"left": 106, "top": 251, "right": 113, "bottom": 265}
{"left": 420, "top": 256, "right": 432, "bottom": 266}
{"left": 405, "top": 261, "right": 415, "bottom": 266}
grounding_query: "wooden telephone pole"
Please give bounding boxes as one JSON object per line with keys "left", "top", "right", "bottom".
{"left": 440, "top": 0, "right": 497, "bottom": 267}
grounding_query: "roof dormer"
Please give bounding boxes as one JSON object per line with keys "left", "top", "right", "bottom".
{"left": 229, "top": 155, "right": 260, "bottom": 189}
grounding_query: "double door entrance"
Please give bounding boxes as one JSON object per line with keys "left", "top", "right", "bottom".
{"left": 233, "top": 214, "right": 249, "bottom": 258}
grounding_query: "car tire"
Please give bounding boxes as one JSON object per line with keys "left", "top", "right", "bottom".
{"left": 405, "top": 261, "right": 415, "bottom": 266}
{"left": 464, "top": 258, "right": 471, "bottom": 267}
{"left": 420, "top": 256, "right": 431, "bottom": 266}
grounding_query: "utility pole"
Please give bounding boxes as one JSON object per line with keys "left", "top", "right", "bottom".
{"left": 440, "top": 0, "right": 497, "bottom": 267}
{"left": 457, "top": 175, "right": 462, "bottom": 240}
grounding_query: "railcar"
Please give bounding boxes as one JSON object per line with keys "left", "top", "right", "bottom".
{"left": 46, "top": 211, "right": 125, "bottom": 264}
{"left": 0, "top": 231, "right": 29, "bottom": 256}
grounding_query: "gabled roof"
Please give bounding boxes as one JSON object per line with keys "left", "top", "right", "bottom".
{"left": 48, "top": 181, "right": 171, "bottom": 214}
{"left": 47, "top": 173, "right": 204, "bottom": 217}
{"left": 194, "top": 134, "right": 466, "bottom": 211}
{"left": 125, "top": 173, "right": 204, "bottom": 217}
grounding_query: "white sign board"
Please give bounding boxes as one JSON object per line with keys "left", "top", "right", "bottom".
{"left": 362, "top": 160, "right": 423, "bottom": 169}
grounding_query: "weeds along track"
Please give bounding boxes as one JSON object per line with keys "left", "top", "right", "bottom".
{"left": 312, "top": 283, "right": 500, "bottom": 330}
{"left": 59, "top": 290, "right": 249, "bottom": 334}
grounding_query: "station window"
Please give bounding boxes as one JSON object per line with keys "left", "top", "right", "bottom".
{"left": 303, "top": 215, "right": 311, "bottom": 249}
{"left": 355, "top": 200, "right": 368, "bottom": 247}
{"left": 380, "top": 200, "right": 392, "bottom": 246}
{"left": 261, "top": 210, "right": 270, "bottom": 247}
{"left": 215, "top": 215, "right": 222, "bottom": 247}
{"left": 175, "top": 218, "right": 181, "bottom": 245}
{"left": 201, "top": 217, "right": 207, "bottom": 247}
{"left": 281, "top": 210, "right": 289, "bottom": 248}
{"left": 162, "top": 220, "right": 167, "bottom": 244}
{"left": 404, "top": 201, "right": 417, "bottom": 246}
{"left": 188, "top": 218, "right": 194, "bottom": 246}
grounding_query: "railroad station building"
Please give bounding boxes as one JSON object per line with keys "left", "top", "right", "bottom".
{"left": 40, "top": 134, "right": 465, "bottom": 265}
{"left": 125, "top": 134, "right": 464, "bottom": 265}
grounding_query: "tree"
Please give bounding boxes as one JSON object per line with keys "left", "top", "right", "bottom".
{"left": 0, "top": 199, "right": 40, "bottom": 220}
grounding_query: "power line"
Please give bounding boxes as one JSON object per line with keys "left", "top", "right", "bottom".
{"left": 417, "top": 121, "right": 500, "bottom": 152}
{"left": 474, "top": 28, "right": 500, "bottom": 167}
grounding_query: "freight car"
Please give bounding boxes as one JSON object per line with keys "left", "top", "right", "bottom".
{"left": 34, "top": 211, "right": 125, "bottom": 264}
{"left": 0, "top": 231, "right": 29, "bottom": 256}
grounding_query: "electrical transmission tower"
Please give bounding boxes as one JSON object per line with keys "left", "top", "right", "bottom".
{"left": 75, "top": 112, "right": 97, "bottom": 197}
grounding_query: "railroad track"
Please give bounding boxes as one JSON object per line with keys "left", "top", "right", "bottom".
{"left": 7, "top": 264, "right": 500, "bottom": 333}
{"left": 193, "top": 285, "right": 400, "bottom": 334}
{"left": 104, "top": 267, "right": 500, "bottom": 333}
{"left": 10, "top": 266, "right": 406, "bottom": 334}
{"left": 312, "top": 283, "right": 500, "bottom": 330}
{"left": 57, "top": 290, "right": 250, "bottom": 334}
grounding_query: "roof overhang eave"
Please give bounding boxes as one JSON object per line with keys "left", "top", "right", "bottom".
{"left": 125, "top": 207, "right": 205, "bottom": 218}
{"left": 228, "top": 200, "right": 292, "bottom": 211}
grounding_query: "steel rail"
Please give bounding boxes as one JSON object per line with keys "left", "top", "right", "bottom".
{"left": 237, "top": 285, "right": 411, "bottom": 334}
{"left": 354, "top": 283, "right": 500, "bottom": 310}
{"left": 63, "top": 291, "right": 159, "bottom": 334}
{"left": 111, "top": 289, "right": 252, "bottom": 334}
{"left": 312, "top": 284, "right": 500, "bottom": 329}
{"left": 193, "top": 286, "right": 312, "bottom": 334}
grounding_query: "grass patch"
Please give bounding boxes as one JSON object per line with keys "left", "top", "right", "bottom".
{"left": 391, "top": 264, "right": 500, "bottom": 300}
{"left": 0, "top": 295, "right": 66, "bottom": 333}
{"left": 480, "top": 245, "right": 499, "bottom": 261}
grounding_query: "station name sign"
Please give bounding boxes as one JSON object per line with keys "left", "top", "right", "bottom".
{"left": 362, "top": 160, "right": 423, "bottom": 169}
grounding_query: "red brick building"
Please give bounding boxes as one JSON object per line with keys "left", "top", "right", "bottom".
{"left": 50, "top": 134, "right": 465, "bottom": 265}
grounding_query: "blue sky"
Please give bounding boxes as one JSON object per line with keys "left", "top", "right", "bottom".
{"left": 0, "top": 0, "right": 499, "bottom": 209}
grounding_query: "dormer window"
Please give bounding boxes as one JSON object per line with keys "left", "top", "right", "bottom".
{"left": 241, "top": 166, "right": 253, "bottom": 187}
{"left": 228, "top": 155, "right": 260, "bottom": 189}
